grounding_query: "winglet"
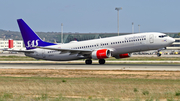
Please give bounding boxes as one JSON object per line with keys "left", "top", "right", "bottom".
{"left": 17, "top": 19, "right": 56, "bottom": 50}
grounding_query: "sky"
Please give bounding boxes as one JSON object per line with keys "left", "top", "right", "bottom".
{"left": 0, "top": 0, "right": 180, "bottom": 33}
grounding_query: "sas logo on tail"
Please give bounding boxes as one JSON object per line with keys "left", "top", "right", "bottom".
{"left": 26, "top": 39, "right": 39, "bottom": 48}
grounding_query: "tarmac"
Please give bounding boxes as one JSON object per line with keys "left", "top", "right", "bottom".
{"left": 0, "top": 61, "right": 179, "bottom": 71}
{"left": 0, "top": 53, "right": 180, "bottom": 71}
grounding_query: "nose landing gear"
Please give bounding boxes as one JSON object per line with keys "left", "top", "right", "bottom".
{"left": 157, "top": 52, "right": 162, "bottom": 57}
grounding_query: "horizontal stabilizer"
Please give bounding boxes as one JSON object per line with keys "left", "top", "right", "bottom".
{"left": 2, "top": 49, "right": 34, "bottom": 53}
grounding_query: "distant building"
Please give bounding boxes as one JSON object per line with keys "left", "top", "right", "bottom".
{"left": 0, "top": 40, "right": 24, "bottom": 49}
{"left": 167, "top": 38, "right": 180, "bottom": 50}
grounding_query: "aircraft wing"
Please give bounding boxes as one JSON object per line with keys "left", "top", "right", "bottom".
{"left": 36, "top": 46, "right": 92, "bottom": 55}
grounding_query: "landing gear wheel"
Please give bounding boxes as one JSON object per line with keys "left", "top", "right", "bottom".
{"left": 85, "top": 59, "right": 92, "bottom": 64}
{"left": 99, "top": 59, "right": 105, "bottom": 64}
{"left": 157, "top": 53, "right": 161, "bottom": 57}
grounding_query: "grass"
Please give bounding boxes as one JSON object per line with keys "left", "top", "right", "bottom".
{"left": 134, "top": 88, "right": 138, "bottom": 92}
{"left": 142, "top": 90, "right": 149, "bottom": 95}
{"left": 0, "top": 76, "right": 180, "bottom": 100}
{"left": 175, "top": 91, "right": 180, "bottom": 96}
{"left": 0, "top": 55, "right": 180, "bottom": 100}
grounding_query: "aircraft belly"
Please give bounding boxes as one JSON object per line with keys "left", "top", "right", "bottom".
{"left": 45, "top": 53, "right": 84, "bottom": 61}
{"left": 26, "top": 53, "right": 84, "bottom": 61}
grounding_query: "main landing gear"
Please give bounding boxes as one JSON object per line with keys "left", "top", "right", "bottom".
{"left": 157, "top": 50, "right": 162, "bottom": 57}
{"left": 85, "top": 59, "right": 92, "bottom": 64}
{"left": 85, "top": 59, "right": 106, "bottom": 64}
{"left": 99, "top": 59, "right": 105, "bottom": 64}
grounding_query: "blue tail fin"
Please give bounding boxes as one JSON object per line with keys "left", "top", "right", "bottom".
{"left": 17, "top": 19, "right": 56, "bottom": 50}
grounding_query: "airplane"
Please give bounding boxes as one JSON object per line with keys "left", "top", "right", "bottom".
{"left": 6, "top": 19, "right": 175, "bottom": 64}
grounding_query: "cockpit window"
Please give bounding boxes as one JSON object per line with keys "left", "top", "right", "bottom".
{"left": 159, "top": 35, "right": 167, "bottom": 38}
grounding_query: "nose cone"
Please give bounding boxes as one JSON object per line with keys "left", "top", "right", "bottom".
{"left": 168, "top": 37, "right": 175, "bottom": 44}
{"left": 171, "top": 38, "right": 175, "bottom": 43}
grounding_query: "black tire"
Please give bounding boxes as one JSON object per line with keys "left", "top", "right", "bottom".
{"left": 85, "top": 59, "right": 92, "bottom": 64}
{"left": 99, "top": 59, "right": 105, "bottom": 64}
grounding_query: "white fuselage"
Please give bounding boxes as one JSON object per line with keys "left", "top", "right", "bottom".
{"left": 25, "top": 32, "right": 175, "bottom": 61}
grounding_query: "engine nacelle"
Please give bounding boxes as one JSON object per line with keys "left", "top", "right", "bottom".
{"left": 115, "top": 53, "right": 131, "bottom": 59}
{"left": 91, "top": 49, "right": 111, "bottom": 59}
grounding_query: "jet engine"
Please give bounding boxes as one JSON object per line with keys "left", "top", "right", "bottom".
{"left": 114, "top": 53, "right": 132, "bottom": 59}
{"left": 91, "top": 49, "right": 111, "bottom": 59}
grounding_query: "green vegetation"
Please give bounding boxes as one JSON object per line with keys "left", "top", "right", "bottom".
{"left": 175, "top": 91, "right": 180, "bottom": 96}
{"left": 142, "top": 90, "right": 149, "bottom": 95}
{"left": 0, "top": 76, "right": 180, "bottom": 100}
{"left": 178, "top": 33, "right": 180, "bottom": 36}
{"left": 0, "top": 29, "right": 61, "bottom": 43}
{"left": 62, "top": 79, "right": 67, "bottom": 82}
{"left": 0, "top": 29, "right": 119, "bottom": 43}
{"left": 134, "top": 88, "right": 138, "bottom": 92}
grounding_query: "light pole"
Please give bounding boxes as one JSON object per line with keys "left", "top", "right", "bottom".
{"left": 132, "top": 22, "right": 134, "bottom": 34}
{"left": 61, "top": 23, "right": 63, "bottom": 43}
{"left": 115, "top": 7, "right": 122, "bottom": 36}
{"left": 138, "top": 25, "right": 140, "bottom": 33}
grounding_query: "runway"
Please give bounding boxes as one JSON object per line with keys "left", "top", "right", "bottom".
{"left": 0, "top": 61, "right": 180, "bottom": 71}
